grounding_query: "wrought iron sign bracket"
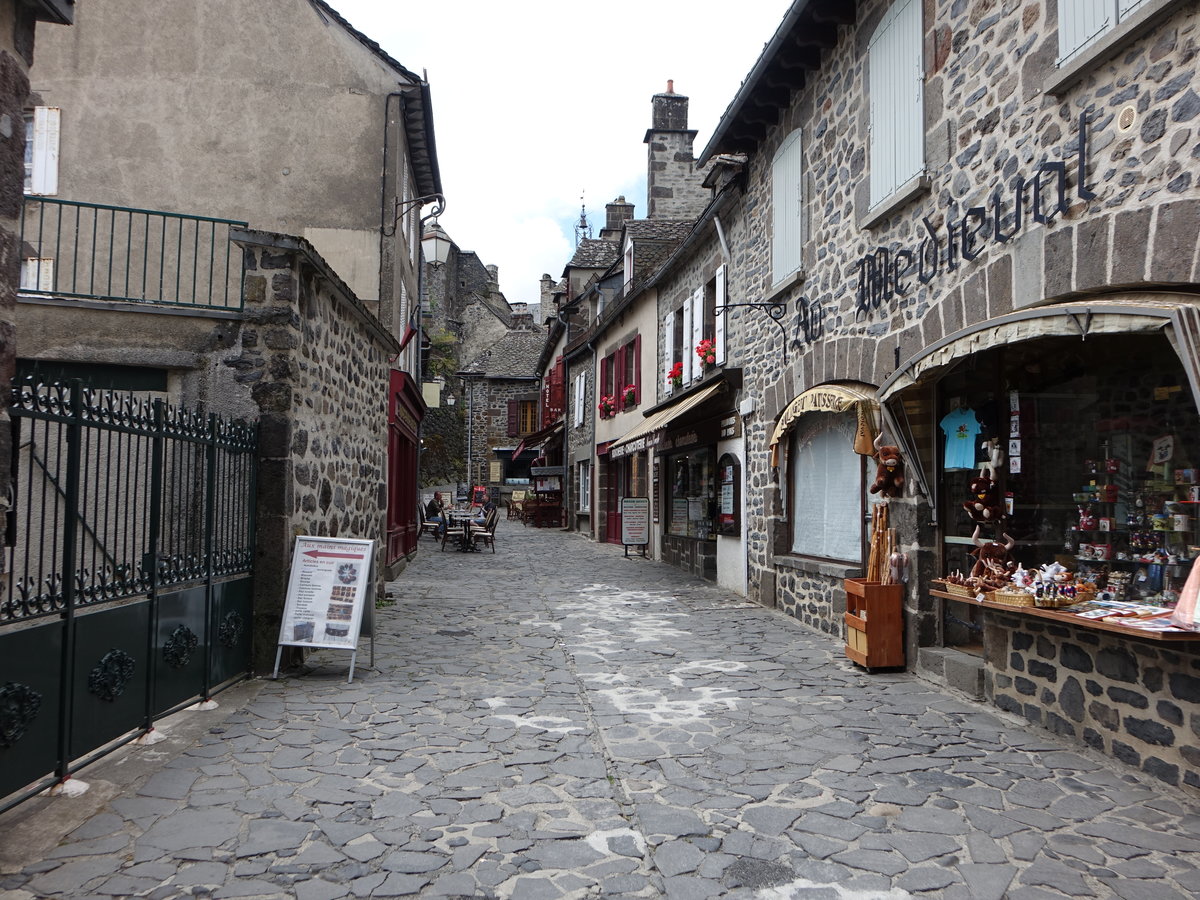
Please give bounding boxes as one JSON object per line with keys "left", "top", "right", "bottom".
{"left": 715, "top": 300, "right": 791, "bottom": 364}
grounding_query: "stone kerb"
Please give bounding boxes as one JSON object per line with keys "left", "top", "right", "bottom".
{"left": 233, "top": 229, "right": 398, "bottom": 671}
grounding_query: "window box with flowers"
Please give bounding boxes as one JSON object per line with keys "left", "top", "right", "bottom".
{"left": 667, "top": 361, "right": 683, "bottom": 390}
{"left": 695, "top": 338, "right": 717, "bottom": 372}
{"left": 598, "top": 395, "right": 616, "bottom": 418}
{"left": 622, "top": 384, "right": 637, "bottom": 409}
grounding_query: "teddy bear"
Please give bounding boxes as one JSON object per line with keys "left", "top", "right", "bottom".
{"left": 963, "top": 475, "right": 1003, "bottom": 523}
{"left": 869, "top": 434, "right": 905, "bottom": 498}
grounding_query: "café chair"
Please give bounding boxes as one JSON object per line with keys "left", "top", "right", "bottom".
{"left": 507, "top": 490, "right": 527, "bottom": 521}
{"left": 418, "top": 502, "right": 442, "bottom": 540}
{"left": 469, "top": 507, "right": 499, "bottom": 553}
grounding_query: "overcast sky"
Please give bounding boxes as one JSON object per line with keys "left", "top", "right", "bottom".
{"left": 328, "top": 0, "right": 793, "bottom": 307}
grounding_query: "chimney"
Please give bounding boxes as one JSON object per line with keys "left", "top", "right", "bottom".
{"left": 645, "top": 81, "right": 709, "bottom": 219}
{"left": 600, "top": 196, "right": 635, "bottom": 241}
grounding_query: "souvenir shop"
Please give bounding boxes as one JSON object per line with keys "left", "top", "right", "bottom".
{"left": 879, "top": 299, "right": 1200, "bottom": 787}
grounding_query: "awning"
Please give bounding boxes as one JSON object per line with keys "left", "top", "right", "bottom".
{"left": 768, "top": 381, "right": 879, "bottom": 456}
{"left": 609, "top": 382, "right": 724, "bottom": 459}
{"left": 512, "top": 421, "right": 563, "bottom": 459}
{"left": 878, "top": 295, "right": 1200, "bottom": 409}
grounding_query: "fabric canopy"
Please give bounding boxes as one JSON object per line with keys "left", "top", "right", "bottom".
{"left": 768, "top": 381, "right": 879, "bottom": 459}
{"left": 512, "top": 421, "right": 563, "bottom": 459}
{"left": 609, "top": 383, "right": 724, "bottom": 459}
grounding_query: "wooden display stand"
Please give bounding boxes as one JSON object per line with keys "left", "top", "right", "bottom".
{"left": 843, "top": 577, "right": 905, "bottom": 670}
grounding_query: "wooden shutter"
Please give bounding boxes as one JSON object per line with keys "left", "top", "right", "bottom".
{"left": 869, "top": 0, "right": 923, "bottom": 208}
{"left": 573, "top": 373, "right": 584, "bottom": 426}
{"left": 30, "top": 107, "right": 60, "bottom": 196}
{"left": 1059, "top": 0, "right": 1114, "bottom": 61}
{"left": 664, "top": 310, "right": 676, "bottom": 394}
{"left": 633, "top": 334, "right": 642, "bottom": 403}
{"left": 615, "top": 346, "right": 626, "bottom": 403}
{"left": 714, "top": 265, "right": 727, "bottom": 365}
{"left": 599, "top": 355, "right": 610, "bottom": 413}
{"left": 771, "top": 131, "right": 803, "bottom": 284}
{"left": 689, "top": 288, "right": 704, "bottom": 382}
{"left": 681, "top": 302, "right": 693, "bottom": 384}
{"left": 507, "top": 399, "right": 518, "bottom": 436}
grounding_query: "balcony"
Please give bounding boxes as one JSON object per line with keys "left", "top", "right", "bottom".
{"left": 19, "top": 197, "right": 248, "bottom": 310}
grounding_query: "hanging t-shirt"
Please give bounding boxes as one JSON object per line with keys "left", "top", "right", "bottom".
{"left": 940, "top": 408, "right": 982, "bottom": 470}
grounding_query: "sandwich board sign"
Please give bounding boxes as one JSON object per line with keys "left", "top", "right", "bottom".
{"left": 273, "top": 535, "right": 376, "bottom": 683}
{"left": 620, "top": 496, "right": 650, "bottom": 557}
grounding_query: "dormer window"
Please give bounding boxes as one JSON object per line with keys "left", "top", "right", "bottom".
{"left": 623, "top": 238, "right": 634, "bottom": 291}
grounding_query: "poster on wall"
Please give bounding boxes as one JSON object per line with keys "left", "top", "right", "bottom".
{"left": 273, "top": 536, "right": 375, "bottom": 682}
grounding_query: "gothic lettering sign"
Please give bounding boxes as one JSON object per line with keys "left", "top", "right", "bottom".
{"left": 855, "top": 112, "right": 1094, "bottom": 317}
{"left": 790, "top": 295, "right": 825, "bottom": 351}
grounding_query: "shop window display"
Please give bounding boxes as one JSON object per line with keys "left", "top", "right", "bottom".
{"left": 789, "top": 411, "right": 866, "bottom": 562}
{"left": 666, "top": 449, "right": 715, "bottom": 539}
{"left": 931, "top": 334, "right": 1200, "bottom": 649}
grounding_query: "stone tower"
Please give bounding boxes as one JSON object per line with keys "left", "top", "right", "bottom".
{"left": 644, "top": 81, "right": 710, "bottom": 220}
{"left": 599, "top": 196, "right": 635, "bottom": 242}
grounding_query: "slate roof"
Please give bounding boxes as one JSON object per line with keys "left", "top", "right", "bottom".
{"left": 460, "top": 331, "right": 547, "bottom": 379}
{"left": 567, "top": 239, "right": 621, "bottom": 270}
{"left": 625, "top": 220, "right": 694, "bottom": 243}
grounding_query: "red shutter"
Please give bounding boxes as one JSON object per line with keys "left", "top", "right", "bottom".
{"left": 599, "top": 356, "right": 610, "bottom": 415}
{"left": 616, "top": 346, "right": 626, "bottom": 400}
{"left": 633, "top": 334, "right": 642, "bottom": 404}
{"left": 507, "top": 399, "right": 518, "bottom": 436}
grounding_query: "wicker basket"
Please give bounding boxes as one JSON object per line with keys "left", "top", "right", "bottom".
{"left": 938, "top": 581, "right": 974, "bottom": 598}
{"left": 988, "top": 588, "right": 1036, "bottom": 607}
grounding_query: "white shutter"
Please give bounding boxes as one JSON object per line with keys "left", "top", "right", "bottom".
{"left": 1118, "top": 0, "right": 1145, "bottom": 20}
{"left": 714, "top": 264, "right": 727, "bottom": 365}
{"left": 681, "top": 302, "right": 693, "bottom": 384}
{"left": 573, "top": 373, "right": 585, "bottom": 426}
{"left": 20, "top": 258, "right": 53, "bottom": 291}
{"left": 771, "top": 130, "right": 803, "bottom": 285}
{"left": 689, "top": 288, "right": 704, "bottom": 383}
{"left": 664, "top": 310, "right": 676, "bottom": 394}
{"left": 869, "top": 0, "right": 922, "bottom": 207}
{"left": 1058, "top": 0, "right": 1114, "bottom": 61}
{"left": 30, "top": 107, "right": 60, "bottom": 196}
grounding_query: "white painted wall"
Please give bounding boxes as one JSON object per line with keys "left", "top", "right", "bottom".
{"left": 716, "top": 435, "right": 746, "bottom": 596}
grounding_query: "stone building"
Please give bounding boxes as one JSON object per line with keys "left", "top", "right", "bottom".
{"left": 693, "top": 0, "right": 1200, "bottom": 787}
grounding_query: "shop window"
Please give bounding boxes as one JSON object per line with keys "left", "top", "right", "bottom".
{"left": 932, "top": 333, "right": 1200, "bottom": 650}
{"left": 666, "top": 448, "right": 716, "bottom": 539}
{"left": 578, "top": 460, "right": 591, "bottom": 512}
{"left": 868, "top": 0, "right": 924, "bottom": 210}
{"left": 771, "top": 129, "right": 803, "bottom": 286}
{"left": 789, "top": 412, "right": 866, "bottom": 562}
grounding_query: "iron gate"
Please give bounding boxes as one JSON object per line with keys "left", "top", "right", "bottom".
{"left": 0, "top": 377, "right": 256, "bottom": 811}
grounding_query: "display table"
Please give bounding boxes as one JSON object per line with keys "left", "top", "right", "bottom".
{"left": 932, "top": 590, "right": 1200, "bottom": 642}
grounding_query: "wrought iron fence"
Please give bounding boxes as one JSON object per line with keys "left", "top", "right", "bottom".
{"left": 0, "top": 377, "right": 257, "bottom": 812}
{"left": 19, "top": 197, "right": 248, "bottom": 308}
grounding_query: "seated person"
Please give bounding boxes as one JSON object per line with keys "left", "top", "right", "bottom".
{"left": 471, "top": 499, "right": 496, "bottom": 527}
{"left": 425, "top": 497, "right": 446, "bottom": 537}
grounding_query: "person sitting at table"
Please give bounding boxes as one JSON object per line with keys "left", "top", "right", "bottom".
{"left": 425, "top": 496, "right": 447, "bottom": 538}
{"left": 471, "top": 499, "right": 496, "bottom": 527}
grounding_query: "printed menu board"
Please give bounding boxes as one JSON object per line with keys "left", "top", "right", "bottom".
{"left": 277, "top": 536, "right": 375, "bottom": 650}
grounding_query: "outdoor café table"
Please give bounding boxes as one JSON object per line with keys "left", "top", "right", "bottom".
{"left": 446, "top": 509, "right": 477, "bottom": 552}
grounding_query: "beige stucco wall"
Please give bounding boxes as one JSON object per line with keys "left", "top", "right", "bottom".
{"left": 28, "top": 0, "right": 423, "bottom": 305}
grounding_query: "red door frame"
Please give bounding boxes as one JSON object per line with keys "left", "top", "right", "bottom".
{"left": 605, "top": 457, "right": 627, "bottom": 544}
{"left": 387, "top": 370, "right": 425, "bottom": 564}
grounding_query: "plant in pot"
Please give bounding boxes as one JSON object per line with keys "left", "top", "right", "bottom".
{"left": 597, "top": 394, "right": 615, "bottom": 418}
{"left": 667, "top": 361, "right": 683, "bottom": 390}
{"left": 695, "top": 338, "right": 716, "bottom": 371}
{"left": 622, "top": 384, "right": 637, "bottom": 408}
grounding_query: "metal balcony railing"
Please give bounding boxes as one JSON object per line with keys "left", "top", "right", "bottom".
{"left": 19, "top": 197, "right": 248, "bottom": 309}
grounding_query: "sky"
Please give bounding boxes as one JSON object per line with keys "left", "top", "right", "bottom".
{"left": 327, "top": 0, "right": 795, "bottom": 307}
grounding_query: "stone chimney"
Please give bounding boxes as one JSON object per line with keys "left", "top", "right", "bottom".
{"left": 539, "top": 273, "right": 556, "bottom": 324}
{"left": 600, "top": 196, "right": 635, "bottom": 242}
{"left": 644, "top": 80, "right": 710, "bottom": 220}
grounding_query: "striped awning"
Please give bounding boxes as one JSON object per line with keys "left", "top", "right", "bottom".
{"left": 609, "top": 383, "right": 724, "bottom": 459}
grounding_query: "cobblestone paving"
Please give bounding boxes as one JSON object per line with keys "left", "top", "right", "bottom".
{"left": 4, "top": 526, "right": 1200, "bottom": 898}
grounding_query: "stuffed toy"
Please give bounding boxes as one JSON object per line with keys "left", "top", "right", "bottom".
{"left": 869, "top": 434, "right": 905, "bottom": 498}
{"left": 963, "top": 475, "right": 1003, "bottom": 523}
{"left": 968, "top": 527, "right": 1017, "bottom": 588}
{"left": 979, "top": 438, "right": 1005, "bottom": 480}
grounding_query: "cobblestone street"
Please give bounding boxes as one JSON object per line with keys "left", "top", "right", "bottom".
{"left": 4, "top": 525, "right": 1200, "bottom": 899}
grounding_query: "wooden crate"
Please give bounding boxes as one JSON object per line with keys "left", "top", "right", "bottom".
{"left": 843, "top": 577, "right": 905, "bottom": 669}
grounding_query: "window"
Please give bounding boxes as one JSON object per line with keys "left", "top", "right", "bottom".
{"left": 24, "top": 107, "right": 60, "bottom": 196}
{"left": 600, "top": 336, "right": 641, "bottom": 414}
{"left": 1058, "top": 0, "right": 1148, "bottom": 62}
{"left": 578, "top": 460, "right": 591, "bottom": 512}
{"left": 623, "top": 238, "right": 634, "bottom": 291}
{"left": 790, "top": 411, "right": 866, "bottom": 562}
{"left": 868, "top": 0, "right": 924, "bottom": 209}
{"left": 666, "top": 449, "right": 715, "bottom": 539}
{"left": 665, "top": 267, "right": 725, "bottom": 392}
{"left": 772, "top": 130, "right": 804, "bottom": 285}
{"left": 518, "top": 400, "right": 538, "bottom": 435}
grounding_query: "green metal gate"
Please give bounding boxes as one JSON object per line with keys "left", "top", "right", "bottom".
{"left": 0, "top": 377, "right": 256, "bottom": 812}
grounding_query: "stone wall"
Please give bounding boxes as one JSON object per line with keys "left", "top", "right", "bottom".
{"left": 565, "top": 353, "right": 593, "bottom": 532}
{"left": 467, "top": 378, "right": 538, "bottom": 485}
{"left": 986, "top": 610, "right": 1200, "bottom": 789}
{"left": 232, "top": 230, "right": 398, "bottom": 670}
{"left": 661, "top": 534, "right": 716, "bottom": 581}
